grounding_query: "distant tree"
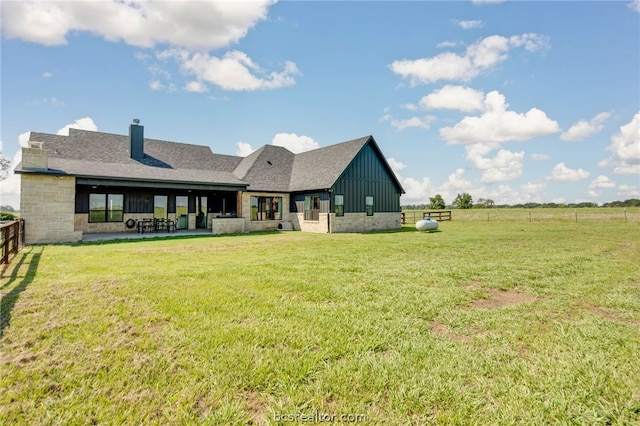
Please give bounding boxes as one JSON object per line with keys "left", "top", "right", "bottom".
{"left": 429, "top": 194, "right": 446, "bottom": 209}
{"left": 575, "top": 202, "right": 598, "bottom": 208}
{"left": 401, "top": 204, "right": 427, "bottom": 210}
{"left": 453, "top": 192, "right": 473, "bottom": 209}
{"left": 475, "top": 198, "right": 495, "bottom": 209}
{"left": 0, "top": 205, "right": 16, "bottom": 212}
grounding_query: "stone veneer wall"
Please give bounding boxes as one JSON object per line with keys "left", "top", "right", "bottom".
{"left": 289, "top": 213, "right": 329, "bottom": 233}
{"left": 21, "top": 174, "right": 83, "bottom": 244}
{"left": 211, "top": 218, "right": 245, "bottom": 234}
{"left": 291, "top": 212, "right": 402, "bottom": 233}
{"left": 241, "top": 192, "right": 290, "bottom": 233}
{"left": 331, "top": 212, "right": 402, "bottom": 233}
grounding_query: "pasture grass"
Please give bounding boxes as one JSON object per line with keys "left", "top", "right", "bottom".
{"left": 1, "top": 220, "right": 639, "bottom": 425}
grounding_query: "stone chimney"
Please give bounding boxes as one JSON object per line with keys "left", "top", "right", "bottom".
{"left": 21, "top": 141, "right": 48, "bottom": 171}
{"left": 129, "top": 119, "right": 144, "bottom": 160}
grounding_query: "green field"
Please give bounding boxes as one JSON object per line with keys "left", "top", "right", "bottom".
{"left": 1, "top": 218, "right": 639, "bottom": 424}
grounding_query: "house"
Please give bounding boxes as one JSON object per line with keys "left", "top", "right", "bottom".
{"left": 15, "top": 121, "right": 405, "bottom": 244}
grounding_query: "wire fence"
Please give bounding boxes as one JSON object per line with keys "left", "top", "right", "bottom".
{"left": 401, "top": 208, "right": 640, "bottom": 224}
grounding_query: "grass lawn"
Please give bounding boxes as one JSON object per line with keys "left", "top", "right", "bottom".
{"left": 1, "top": 219, "right": 639, "bottom": 424}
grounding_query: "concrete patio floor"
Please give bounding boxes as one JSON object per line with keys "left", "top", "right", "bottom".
{"left": 82, "top": 229, "right": 214, "bottom": 242}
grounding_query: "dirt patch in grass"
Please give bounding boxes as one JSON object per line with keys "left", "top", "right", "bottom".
{"left": 587, "top": 306, "right": 640, "bottom": 326}
{"left": 470, "top": 288, "right": 537, "bottom": 309}
{"left": 429, "top": 321, "right": 473, "bottom": 343}
{"left": 243, "top": 390, "right": 269, "bottom": 425}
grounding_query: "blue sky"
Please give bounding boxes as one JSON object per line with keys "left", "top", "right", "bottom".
{"left": 1, "top": 0, "right": 639, "bottom": 209}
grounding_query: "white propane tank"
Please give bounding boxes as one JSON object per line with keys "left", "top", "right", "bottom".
{"left": 416, "top": 217, "right": 439, "bottom": 231}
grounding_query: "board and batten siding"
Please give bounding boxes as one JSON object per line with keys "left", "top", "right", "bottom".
{"left": 332, "top": 143, "right": 401, "bottom": 213}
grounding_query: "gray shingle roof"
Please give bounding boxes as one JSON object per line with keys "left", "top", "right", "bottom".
{"left": 289, "top": 136, "right": 371, "bottom": 192}
{"left": 16, "top": 129, "right": 403, "bottom": 194}
{"left": 234, "top": 145, "right": 295, "bottom": 192}
{"left": 19, "top": 129, "right": 245, "bottom": 187}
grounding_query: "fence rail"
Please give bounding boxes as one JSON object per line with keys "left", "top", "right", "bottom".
{"left": 1, "top": 219, "right": 25, "bottom": 265}
{"left": 402, "top": 211, "right": 452, "bottom": 224}
{"left": 423, "top": 211, "right": 452, "bottom": 221}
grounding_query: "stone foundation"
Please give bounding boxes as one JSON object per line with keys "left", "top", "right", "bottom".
{"left": 211, "top": 218, "right": 245, "bottom": 234}
{"left": 289, "top": 212, "right": 401, "bottom": 233}
{"left": 330, "top": 212, "right": 402, "bottom": 233}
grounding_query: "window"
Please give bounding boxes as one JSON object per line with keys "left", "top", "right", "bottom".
{"left": 176, "top": 196, "right": 188, "bottom": 217}
{"left": 304, "top": 195, "right": 320, "bottom": 221}
{"left": 251, "top": 196, "right": 282, "bottom": 221}
{"left": 89, "top": 193, "right": 124, "bottom": 223}
{"left": 335, "top": 194, "right": 344, "bottom": 217}
{"left": 366, "top": 196, "right": 374, "bottom": 216}
{"left": 154, "top": 195, "right": 168, "bottom": 219}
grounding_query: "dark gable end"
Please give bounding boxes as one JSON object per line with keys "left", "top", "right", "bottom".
{"left": 357, "top": 136, "right": 405, "bottom": 195}
{"left": 288, "top": 136, "right": 405, "bottom": 194}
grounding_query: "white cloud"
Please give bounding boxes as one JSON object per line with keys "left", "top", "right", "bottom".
{"left": 588, "top": 175, "right": 616, "bottom": 190}
{"left": 271, "top": 133, "right": 319, "bottom": 153}
{"left": 440, "top": 168, "right": 474, "bottom": 192}
{"left": 236, "top": 141, "right": 255, "bottom": 157}
{"left": 389, "top": 116, "right": 436, "bottom": 132}
{"left": 521, "top": 181, "right": 547, "bottom": 200}
{"left": 386, "top": 158, "right": 406, "bottom": 173}
{"left": 560, "top": 112, "right": 611, "bottom": 141}
{"left": 437, "top": 40, "right": 461, "bottom": 49}
{"left": 398, "top": 176, "right": 432, "bottom": 205}
{"left": 184, "top": 81, "right": 209, "bottom": 93}
{"left": 456, "top": 20, "right": 483, "bottom": 30}
{"left": 509, "top": 34, "right": 551, "bottom": 52}
{"left": 1, "top": 0, "right": 275, "bottom": 51}
{"left": 179, "top": 51, "right": 300, "bottom": 91}
{"left": 531, "top": 153, "right": 550, "bottom": 160}
{"left": 57, "top": 117, "right": 98, "bottom": 136}
{"left": 0, "top": 149, "right": 21, "bottom": 208}
{"left": 147, "top": 63, "right": 172, "bottom": 80}
{"left": 1, "top": 1, "right": 297, "bottom": 93}
{"left": 149, "top": 80, "right": 163, "bottom": 91}
{"left": 464, "top": 144, "right": 525, "bottom": 184}
{"left": 18, "top": 131, "right": 31, "bottom": 148}
{"left": 603, "top": 112, "right": 640, "bottom": 175}
{"left": 472, "top": 0, "right": 506, "bottom": 4}
{"left": 629, "top": 0, "right": 640, "bottom": 13}
{"left": 434, "top": 168, "right": 476, "bottom": 205}
{"left": 390, "top": 33, "right": 549, "bottom": 85}
{"left": 440, "top": 90, "right": 560, "bottom": 144}
{"left": 549, "top": 162, "right": 590, "bottom": 182}
{"left": 27, "top": 97, "right": 65, "bottom": 107}
{"left": 617, "top": 184, "right": 640, "bottom": 198}
{"left": 419, "top": 85, "right": 484, "bottom": 112}
{"left": 42, "top": 71, "right": 53, "bottom": 78}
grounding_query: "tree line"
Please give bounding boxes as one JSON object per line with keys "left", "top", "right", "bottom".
{"left": 403, "top": 193, "right": 640, "bottom": 210}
